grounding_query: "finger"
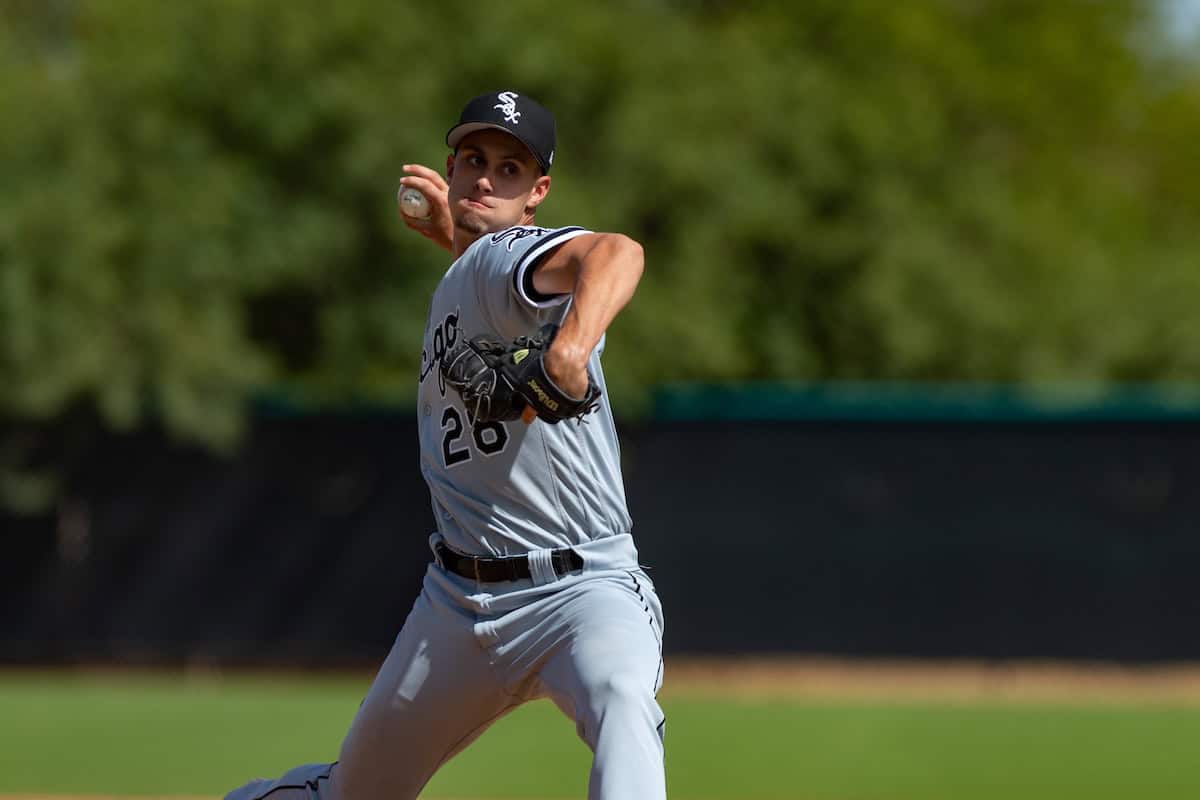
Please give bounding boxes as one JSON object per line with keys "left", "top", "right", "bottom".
{"left": 402, "top": 164, "right": 448, "bottom": 190}
{"left": 401, "top": 216, "right": 433, "bottom": 233}
{"left": 399, "top": 174, "right": 448, "bottom": 201}
{"left": 402, "top": 163, "right": 446, "bottom": 183}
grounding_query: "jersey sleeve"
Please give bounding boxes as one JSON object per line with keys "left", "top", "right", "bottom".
{"left": 469, "top": 225, "right": 593, "bottom": 336}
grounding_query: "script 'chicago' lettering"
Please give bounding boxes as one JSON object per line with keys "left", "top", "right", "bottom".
{"left": 490, "top": 226, "right": 548, "bottom": 252}
{"left": 419, "top": 308, "right": 461, "bottom": 396}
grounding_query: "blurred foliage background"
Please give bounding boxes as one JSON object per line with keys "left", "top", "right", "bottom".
{"left": 1, "top": 0, "right": 1199, "bottom": 499}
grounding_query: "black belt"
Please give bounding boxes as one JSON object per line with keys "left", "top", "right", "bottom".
{"left": 434, "top": 541, "right": 583, "bottom": 582}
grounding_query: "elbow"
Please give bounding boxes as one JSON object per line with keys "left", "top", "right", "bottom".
{"left": 580, "top": 232, "right": 645, "bottom": 284}
{"left": 612, "top": 234, "right": 645, "bottom": 281}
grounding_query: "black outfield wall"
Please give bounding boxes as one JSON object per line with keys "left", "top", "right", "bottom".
{"left": 3, "top": 413, "right": 1199, "bottom": 665}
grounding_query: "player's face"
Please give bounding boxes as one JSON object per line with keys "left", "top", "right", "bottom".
{"left": 447, "top": 130, "right": 550, "bottom": 236}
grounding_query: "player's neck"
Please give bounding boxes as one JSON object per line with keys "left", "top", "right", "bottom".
{"left": 451, "top": 231, "right": 480, "bottom": 259}
{"left": 451, "top": 212, "right": 538, "bottom": 259}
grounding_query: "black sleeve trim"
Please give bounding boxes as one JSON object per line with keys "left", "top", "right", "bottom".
{"left": 523, "top": 253, "right": 560, "bottom": 302}
{"left": 511, "top": 226, "right": 589, "bottom": 308}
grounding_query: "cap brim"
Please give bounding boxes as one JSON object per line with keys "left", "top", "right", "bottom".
{"left": 446, "top": 122, "right": 517, "bottom": 149}
{"left": 445, "top": 122, "right": 549, "bottom": 172}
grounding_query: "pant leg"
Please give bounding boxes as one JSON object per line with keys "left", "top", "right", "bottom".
{"left": 536, "top": 571, "right": 667, "bottom": 800}
{"left": 225, "top": 585, "right": 515, "bottom": 800}
{"left": 225, "top": 764, "right": 334, "bottom": 800}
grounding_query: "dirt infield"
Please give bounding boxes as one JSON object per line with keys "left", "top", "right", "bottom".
{"left": 21, "top": 656, "right": 1200, "bottom": 705}
{"left": 660, "top": 655, "right": 1200, "bottom": 704}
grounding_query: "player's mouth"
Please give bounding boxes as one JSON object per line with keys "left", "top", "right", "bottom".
{"left": 464, "top": 198, "right": 492, "bottom": 210}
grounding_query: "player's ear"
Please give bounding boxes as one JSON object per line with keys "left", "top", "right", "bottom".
{"left": 445, "top": 152, "right": 455, "bottom": 178}
{"left": 526, "top": 175, "right": 551, "bottom": 210}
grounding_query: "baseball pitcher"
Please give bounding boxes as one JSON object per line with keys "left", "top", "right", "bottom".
{"left": 223, "top": 90, "right": 665, "bottom": 800}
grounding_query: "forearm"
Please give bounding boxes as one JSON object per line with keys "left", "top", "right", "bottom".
{"left": 544, "top": 234, "right": 644, "bottom": 394}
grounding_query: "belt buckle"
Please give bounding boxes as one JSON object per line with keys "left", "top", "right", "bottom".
{"left": 552, "top": 548, "right": 580, "bottom": 578}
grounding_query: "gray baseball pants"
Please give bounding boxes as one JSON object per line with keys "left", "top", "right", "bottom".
{"left": 224, "top": 565, "right": 666, "bottom": 800}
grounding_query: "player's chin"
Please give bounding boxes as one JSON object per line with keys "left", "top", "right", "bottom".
{"left": 454, "top": 209, "right": 490, "bottom": 236}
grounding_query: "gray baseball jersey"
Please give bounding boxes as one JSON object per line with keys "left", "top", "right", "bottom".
{"left": 416, "top": 225, "right": 635, "bottom": 559}
{"left": 224, "top": 223, "right": 666, "bottom": 800}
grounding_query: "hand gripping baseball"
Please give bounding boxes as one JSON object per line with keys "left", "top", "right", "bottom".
{"left": 398, "top": 164, "right": 453, "bottom": 254}
{"left": 440, "top": 324, "right": 601, "bottom": 426}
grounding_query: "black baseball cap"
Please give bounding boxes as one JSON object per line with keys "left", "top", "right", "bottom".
{"left": 445, "top": 90, "right": 556, "bottom": 174}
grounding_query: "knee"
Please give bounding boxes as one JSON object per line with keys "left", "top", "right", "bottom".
{"left": 581, "top": 670, "right": 658, "bottom": 728}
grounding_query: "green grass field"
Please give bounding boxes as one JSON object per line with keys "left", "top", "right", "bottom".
{"left": 2, "top": 669, "right": 1199, "bottom": 799}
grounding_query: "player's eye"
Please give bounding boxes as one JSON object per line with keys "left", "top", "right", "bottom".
{"left": 466, "top": 154, "right": 485, "bottom": 167}
{"left": 500, "top": 162, "right": 520, "bottom": 178}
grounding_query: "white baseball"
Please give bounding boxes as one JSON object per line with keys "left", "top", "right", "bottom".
{"left": 398, "top": 185, "right": 431, "bottom": 219}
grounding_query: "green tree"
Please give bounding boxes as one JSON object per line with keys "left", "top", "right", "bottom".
{"left": 2, "top": 0, "right": 1199, "bottom": 509}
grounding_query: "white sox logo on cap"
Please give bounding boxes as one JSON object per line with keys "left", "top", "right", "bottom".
{"left": 494, "top": 91, "right": 521, "bottom": 124}
{"left": 446, "top": 90, "right": 556, "bottom": 173}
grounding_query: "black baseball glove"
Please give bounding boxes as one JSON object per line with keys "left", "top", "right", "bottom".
{"left": 441, "top": 324, "right": 601, "bottom": 425}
